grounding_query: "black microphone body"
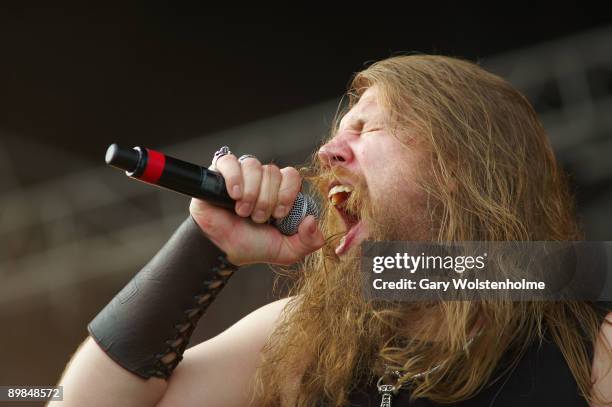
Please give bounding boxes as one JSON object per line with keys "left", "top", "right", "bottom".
{"left": 105, "top": 144, "right": 318, "bottom": 235}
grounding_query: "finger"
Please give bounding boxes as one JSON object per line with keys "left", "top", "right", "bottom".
{"left": 236, "top": 157, "right": 262, "bottom": 218}
{"left": 279, "top": 215, "right": 324, "bottom": 262}
{"left": 252, "top": 164, "right": 281, "bottom": 223}
{"left": 213, "top": 154, "right": 242, "bottom": 200}
{"left": 273, "top": 167, "right": 302, "bottom": 219}
{"left": 189, "top": 198, "right": 236, "bottom": 246}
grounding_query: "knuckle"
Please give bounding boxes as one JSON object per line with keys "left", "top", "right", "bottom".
{"left": 281, "top": 166, "right": 300, "bottom": 179}
{"left": 263, "top": 163, "right": 281, "bottom": 176}
{"left": 195, "top": 214, "right": 217, "bottom": 235}
{"left": 218, "top": 153, "right": 237, "bottom": 163}
{"left": 216, "top": 155, "right": 238, "bottom": 174}
{"left": 241, "top": 158, "right": 262, "bottom": 169}
{"left": 282, "top": 168, "right": 301, "bottom": 187}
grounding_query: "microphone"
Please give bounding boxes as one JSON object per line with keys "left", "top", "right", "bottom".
{"left": 104, "top": 144, "right": 319, "bottom": 235}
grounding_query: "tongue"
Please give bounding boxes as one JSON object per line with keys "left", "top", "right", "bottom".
{"left": 330, "top": 191, "right": 351, "bottom": 206}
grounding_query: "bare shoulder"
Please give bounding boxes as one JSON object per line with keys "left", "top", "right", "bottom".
{"left": 156, "top": 296, "right": 295, "bottom": 407}
{"left": 591, "top": 311, "right": 612, "bottom": 406}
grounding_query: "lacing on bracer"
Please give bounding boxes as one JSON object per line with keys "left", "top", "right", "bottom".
{"left": 149, "top": 255, "right": 237, "bottom": 378}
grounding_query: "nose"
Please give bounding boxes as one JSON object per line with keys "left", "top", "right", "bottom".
{"left": 317, "top": 136, "right": 354, "bottom": 168}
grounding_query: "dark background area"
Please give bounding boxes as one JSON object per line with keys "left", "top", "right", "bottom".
{"left": 1, "top": 4, "right": 612, "bottom": 404}
{"left": 1, "top": 4, "right": 611, "bottom": 183}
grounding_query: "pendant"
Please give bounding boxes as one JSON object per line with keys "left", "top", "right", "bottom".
{"left": 378, "top": 384, "right": 395, "bottom": 407}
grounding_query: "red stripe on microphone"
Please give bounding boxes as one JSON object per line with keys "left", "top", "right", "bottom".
{"left": 140, "top": 148, "right": 166, "bottom": 184}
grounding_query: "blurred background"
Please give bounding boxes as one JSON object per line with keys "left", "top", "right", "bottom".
{"left": 1, "top": 4, "right": 612, "bottom": 404}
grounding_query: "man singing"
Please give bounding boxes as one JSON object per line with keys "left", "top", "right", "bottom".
{"left": 52, "top": 55, "right": 612, "bottom": 406}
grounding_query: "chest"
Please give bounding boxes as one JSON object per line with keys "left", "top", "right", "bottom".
{"left": 346, "top": 339, "right": 588, "bottom": 407}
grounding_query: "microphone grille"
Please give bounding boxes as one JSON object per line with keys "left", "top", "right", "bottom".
{"left": 274, "top": 192, "right": 320, "bottom": 236}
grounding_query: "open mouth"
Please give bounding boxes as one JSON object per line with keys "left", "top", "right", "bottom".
{"left": 328, "top": 183, "right": 367, "bottom": 255}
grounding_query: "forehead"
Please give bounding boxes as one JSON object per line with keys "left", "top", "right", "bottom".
{"left": 339, "top": 87, "right": 385, "bottom": 128}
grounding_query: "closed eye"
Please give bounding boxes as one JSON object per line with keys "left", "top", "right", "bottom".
{"left": 361, "top": 128, "right": 382, "bottom": 135}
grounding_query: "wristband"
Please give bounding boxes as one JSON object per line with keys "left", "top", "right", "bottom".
{"left": 87, "top": 216, "right": 238, "bottom": 379}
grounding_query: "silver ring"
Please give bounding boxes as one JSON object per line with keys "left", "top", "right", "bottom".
{"left": 210, "top": 146, "right": 232, "bottom": 170}
{"left": 238, "top": 154, "right": 257, "bottom": 163}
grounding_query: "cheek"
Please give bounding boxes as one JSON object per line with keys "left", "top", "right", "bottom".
{"left": 361, "top": 165, "right": 401, "bottom": 209}
{"left": 364, "top": 159, "right": 425, "bottom": 207}
{"left": 359, "top": 140, "right": 409, "bottom": 186}
{"left": 357, "top": 138, "right": 403, "bottom": 172}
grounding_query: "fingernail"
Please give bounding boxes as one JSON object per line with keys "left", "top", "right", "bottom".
{"left": 276, "top": 205, "right": 286, "bottom": 217}
{"left": 254, "top": 210, "right": 266, "bottom": 222}
{"left": 238, "top": 202, "right": 251, "bottom": 216}
{"left": 309, "top": 218, "right": 317, "bottom": 234}
{"left": 232, "top": 185, "right": 241, "bottom": 198}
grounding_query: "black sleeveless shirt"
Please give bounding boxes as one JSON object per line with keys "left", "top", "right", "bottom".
{"left": 344, "top": 302, "right": 612, "bottom": 407}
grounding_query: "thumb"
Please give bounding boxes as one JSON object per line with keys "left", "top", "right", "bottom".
{"left": 280, "top": 215, "right": 325, "bottom": 263}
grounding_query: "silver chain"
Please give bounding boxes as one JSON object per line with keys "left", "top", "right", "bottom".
{"left": 376, "top": 334, "right": 478, "bottom": 406}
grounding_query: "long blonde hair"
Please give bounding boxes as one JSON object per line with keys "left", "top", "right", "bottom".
{"left": 252, "top": 55, "right": 609, "bottom": 406}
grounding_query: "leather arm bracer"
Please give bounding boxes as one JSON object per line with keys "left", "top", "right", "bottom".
{"left": 88, "top": 216, "right": 238, "bottom": 379}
